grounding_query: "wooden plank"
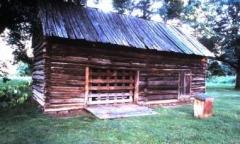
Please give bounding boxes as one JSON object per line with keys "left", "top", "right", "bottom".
{"left": 85, "top": 66, "right": 89, "bottom": 105}
{"left": 156, "top": 24, "right": 190, "bottom": 54}
{"left": 89, "top": 79, "right": 134, "bottom": 83}
{"left": 127, "top": 17, "right": 155, "bottom": 49}
{"left": 90, "top": 8, "right": 117, "bottom": 44}
{"left": 87, "top": 98, "right": 132, "bottom": 105}
{"left": 61, "top": 2, "right": 82, "bottom": 39}
{"left": 88, "top": 92, "right": 131, "bottom": 98}
{"left": 48, "top": 98, "right": 85, "bottom": 104}
{"left": 86, "top": 8, "right": 109, "bottom": 43}
{"left": 89, "top": 86, "right": 134, "bottom": 91}
{"left": 85, "top": 104, "right": 157, "bottom": 119}
{"left": 147, "top": 21, "right": 180, "bottom": 52}
{"left": 55, "top": 2, "right": 76, "bottom": 39}
{"left": 98, "top": 10, "right": 123, "bottom": 46}
{"left": 105, "top": 12, "right": 129, "bottom": 46}
{"left": 117, "top": 14, "right": 145, "bottom": 48}
{"left": 72, "top": 7, "right": 97, "bottom": 42}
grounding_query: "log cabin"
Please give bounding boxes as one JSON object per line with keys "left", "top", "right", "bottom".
{"left": 32, "top": 0, "right": 214, "bottom": 114}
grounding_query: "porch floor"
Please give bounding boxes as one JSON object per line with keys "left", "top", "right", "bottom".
{"left": 85, "top": 104, "right": 158, "bottom": 119}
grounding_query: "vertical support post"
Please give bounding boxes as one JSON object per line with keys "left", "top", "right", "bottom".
{"left": 178, "top": 71, "right": 180, "bottom": 99}
{"left": 84, "top": 66, "right": 89, "bottom": 105}
{"left": 134, "top": 70, "right": 140, "bottom": 103}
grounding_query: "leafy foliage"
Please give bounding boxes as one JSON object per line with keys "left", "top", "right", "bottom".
{"left": 0, "top": 61, "right": 8, "bottom": 77}
{"left": 182, "top": 0, "right": 240, "bottom": 88}
{"left": 112, "top": 0, "right": 184, "bottom": 20}
{"left": 0, "top": 0, "right": 84, "bottom": 67}
{"left": 16, "top": 62, "right": 31, "bottom": 76}
{"left": 0, "top": 0, "right": 37, "bottom": 66}
{"left": 207, "top": 60, "right": 235, "bottom": 76}
{"left": 0, "top": 78, "right": 31, "bottom": 108}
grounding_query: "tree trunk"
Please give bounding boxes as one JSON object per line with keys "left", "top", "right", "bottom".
{"left": 236, "top": 68, "right": 240, "bottom": 90}
{"left": 0, "top": 25, "right": 5, "bottom": 34}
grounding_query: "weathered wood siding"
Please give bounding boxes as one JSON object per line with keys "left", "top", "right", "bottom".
{"left": 44, "top": 43, "right": 86, "bottom": 112}
{"left": 32, "top": 41, "right": 47, "bottom": 107}
{"left": 33, "top": 39, "right": 207, "bottom": 112}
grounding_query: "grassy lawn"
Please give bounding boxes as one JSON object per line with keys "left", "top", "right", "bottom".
{"left": 0, "top": 79, "right": 240, "bottom": 144}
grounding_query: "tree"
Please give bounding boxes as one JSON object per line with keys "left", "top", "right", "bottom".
{"left": 0, "top": 0, "right": 83, "bottom": 69}
{"left": 112, "top": 0, "right": 184, "bottom": 21}
{"left": 113, "top": 0, "right": 159, "bottom": 20}
{"left": 0, "top": 61, "right": 7, "bottom": 77}
{"left": 0, "top": 0, "right": 37, "bottom": 66}
{"left": 182, "top": 0, "right": 240, "bottom": 89}
{"left": 16, "top": 62, "right": 31, "bottom": 76}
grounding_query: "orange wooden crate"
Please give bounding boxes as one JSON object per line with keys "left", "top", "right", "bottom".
{"left": 194, "top": 95, "right": 214, "bottom": 118}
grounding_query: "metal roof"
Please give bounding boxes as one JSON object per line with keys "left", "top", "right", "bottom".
{"left": 39, "top": 1, "right": 214, "bottom": 57}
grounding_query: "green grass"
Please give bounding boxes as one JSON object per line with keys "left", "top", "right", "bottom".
{"left": 0, "top": 86, "right": 240, "bottom": 144}
{"left": 207, "top": 75, "right": 236, "bottom": 88}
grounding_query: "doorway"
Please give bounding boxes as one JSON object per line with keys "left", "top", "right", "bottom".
{"left": 179, "top": 71, "right": 192, "bottom": 98}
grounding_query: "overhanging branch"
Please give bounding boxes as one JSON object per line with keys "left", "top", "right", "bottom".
{"left": 215, "top": 56, "right": 238, "bottom": 69}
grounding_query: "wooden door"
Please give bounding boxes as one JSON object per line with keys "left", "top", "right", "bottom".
{"left": 87, "top": 68, "right": 136, "bottom": 105}
{"left": 179, "top": 71, "right": 192, "bottom": 97}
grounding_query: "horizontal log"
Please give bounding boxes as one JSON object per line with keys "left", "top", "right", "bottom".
{"left": 89, "top": 86, "right": 134, "bottom": 91}
{"left": 32, "top": 71, "right": 45, "bottom": 75}
{"left": 52, "top": 44, "right": 203, "bottom": 64}
{"left": 48, "top": 98, "right": 85, "bottom": 104}
{"left": 50, "top": 73, "right": 85, "bottom": 80}
{"left": 50, "top": 67, "right": 85, "bottom": 75}
{"left": 32, "top": 94, "right": 45, "bottom": 106}
{"left": 48, "top": 86, "right": 85, "bottom": 92}
{"left": 32, "top": 85, "right": 45, "bottom": 93}
{"left": 49, "top": 80, "right": 85, "bottom": 86}
{"left": 140, "top": 80, "right": 179, "bottom": 86}
{"left": 48, "top": 92, "right": 85, "bottom": 98}
{"left": 32, "top": 89, "right": 46, "bottom": 99}
{"left": 32, "top": 75, "right": 45, "bottom": 80}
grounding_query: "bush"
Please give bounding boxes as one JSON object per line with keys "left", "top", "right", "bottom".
{"left": 0, "top": 80, "right": 31, "bottom": 108}
{"left": 16, "top": 62, "right": 31, "bottom": 76}
{"left": 207, "top": 60, "right": 236, "bottom": 76}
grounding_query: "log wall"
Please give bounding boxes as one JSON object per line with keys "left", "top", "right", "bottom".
{"left": 32, "top": 39, "right": 207, "bottom": 112}
{"left": 32, "top": 40, "right": 47, "bottom": 107}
